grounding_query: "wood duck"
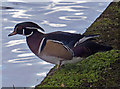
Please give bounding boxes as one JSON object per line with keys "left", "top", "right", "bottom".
{"left": 8, "top": 22, "right": 112, "bottom": 68}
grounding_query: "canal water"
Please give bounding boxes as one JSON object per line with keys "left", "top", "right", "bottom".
{"left": 1, "top": 0, "right": 111, "bottom": 87}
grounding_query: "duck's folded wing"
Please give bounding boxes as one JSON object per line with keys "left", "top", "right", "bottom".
{"left": 46, "top": 31, "right": 84, "bottom": 48}
{"left": 45, "top": 31, "right": 99, "bottom": 48}
{"left": 74, "top": 34, "right": 100, "bottom": 47}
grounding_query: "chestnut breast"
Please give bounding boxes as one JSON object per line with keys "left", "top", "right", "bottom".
{"left": 26, "top": 33, "right": 44, "bottom": 55}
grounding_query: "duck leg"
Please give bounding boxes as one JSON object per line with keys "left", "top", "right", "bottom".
{"left": 57, "top": 60, "right": 63, "bottom": 69}
{"left": 47, "top": 60, "right": 63, "bottom": 76}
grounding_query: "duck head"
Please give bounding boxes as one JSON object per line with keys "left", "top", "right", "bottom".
{"left": 8, "top": 22, "right": 45, "bottom": 37}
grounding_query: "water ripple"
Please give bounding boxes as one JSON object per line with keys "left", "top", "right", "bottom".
{"left": 36, "top": 72, "right": 47, "bottom": 77}
{"left": 59, "top": 16, "right": 87, "bottom": 20}
{"left": 37, "top": 61, "right": 50, "bottom": 65}
{"left": 7, "top": 0, "right": 25, "bottom": 2}
{"left": 4, "top": 26, "right": 14, "bottom": 29}
{"left": 41, "top": 20, "right": 67, "bottom": 27}
{"left": 5, "top": 39, "right": 26, "bottom": 47}
{"left": 11, "top": 48, "right": 27, "bottom": 53}
{"left": 74, "top": 12, "right": 84, "bottom": 15}
{"left": 44, "top": 4, "right": 87, "bottom": 15}
{"left": 17, "top": 53, "right": 35, "bottom": 57}
{"left": 26, "top": 63, "right": 33, "bottom": 66}
{"left": 63, "top": 30, "right": 77, "bottom": 33}
{"left": 9, "top": 9, "right": 32, "bottom": 18}
{"left": 8, "top": 57, "right": 35, "bottom": 63}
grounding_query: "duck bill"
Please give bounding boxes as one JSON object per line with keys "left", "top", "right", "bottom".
{"left": 8, "top": 32, "right": 16, "bottom": 36}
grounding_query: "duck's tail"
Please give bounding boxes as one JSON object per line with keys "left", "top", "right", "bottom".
{"left": 72, "top": 40, "right": 113, "bottom": 57}
{"left": 99, "top": 45, "right": 113, "bottom": 52}
{"left": 82, "top": 41, "right": 113, "bottom": 54}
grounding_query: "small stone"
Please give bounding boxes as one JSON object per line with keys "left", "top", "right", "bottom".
{"left": 61, "top": 83, "right": 65, "bottom": 87}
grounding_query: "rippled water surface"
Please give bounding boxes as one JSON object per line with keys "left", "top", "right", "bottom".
{"left": 1, "top": 0, "right": 111, "bottom": 87}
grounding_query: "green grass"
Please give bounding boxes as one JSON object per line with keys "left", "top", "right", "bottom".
{"left": 35, "top": 50, "right": 120, "bottom": 88}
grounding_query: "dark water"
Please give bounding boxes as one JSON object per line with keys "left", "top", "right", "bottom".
{"left": 1, "top": 1, "right": 111, "bottom": 87}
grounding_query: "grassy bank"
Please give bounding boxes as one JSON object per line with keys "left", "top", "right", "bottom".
{"left": 36, "top": 50, "right": 120, "bottom": 88}
{"left": 35, "top": 2, "right": 120, "bottom": 88}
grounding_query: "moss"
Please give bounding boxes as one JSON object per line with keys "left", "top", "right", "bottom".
{"left": 35, "top": 2, "right": 120, "bottom": 88}
{"left": 35, "top": 50, "right": 120, "bottom": 88}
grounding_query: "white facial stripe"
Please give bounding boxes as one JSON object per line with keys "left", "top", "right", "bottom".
{"left": 26, "top": 31, "right": 33, "bottom": 37}
{"left": 38, "top": 37, "right": 45, "bottom": 54}
{"left": 37, "top": 29, "right": 45, "bottom": 33}
{"left": 26, "top": 27, "right": 38, "bottom": 29}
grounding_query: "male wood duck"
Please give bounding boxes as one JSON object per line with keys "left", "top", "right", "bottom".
{"left": 8, "top": 22, "right": 112, "bottom": 68}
